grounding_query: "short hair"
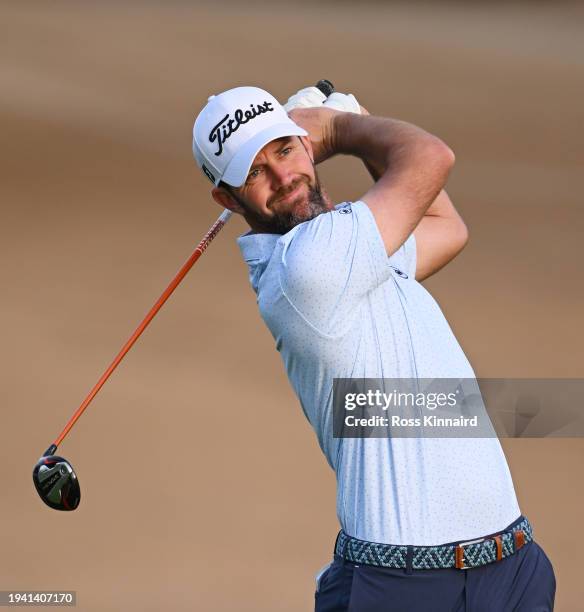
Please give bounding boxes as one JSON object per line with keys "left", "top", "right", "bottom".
{"left": 217, "top": 180, "right": 246, "bottom": 208}
{"left": 218, "top": 180, "right": 234, "bottom": 193}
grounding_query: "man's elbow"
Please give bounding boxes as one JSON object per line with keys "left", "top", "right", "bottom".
{"left": 437, "top": 141, "right": 456, "bottom": 177}
{"left": 421, "top": 138, "right": 456, "bottom": 186}
{"left": 436, "top": 140, "right": 456, "bottom": 169}
{"left": 454, "top": 218, "right": 469, "bottom": 254}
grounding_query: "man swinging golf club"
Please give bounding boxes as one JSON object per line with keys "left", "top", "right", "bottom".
{"left": 192, "top": 84, "right": 556, "bottom": 611}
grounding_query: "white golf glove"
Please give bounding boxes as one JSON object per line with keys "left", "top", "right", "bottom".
{"left": 284, "top": 86, "right": 327, "bottom": 112}
{"left": 322, "top": 92, "right": 361, "bottom": 114}
{"left": 284, "top": 87, "right": 362, "bottom": 115}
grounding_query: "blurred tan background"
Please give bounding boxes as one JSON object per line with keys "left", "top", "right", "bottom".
{"left": 1, "top": 1, "right": 582, "bottom": 610}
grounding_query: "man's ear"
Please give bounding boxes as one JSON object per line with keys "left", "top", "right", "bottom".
{"left": 299, "top": 135, "right": 315, "bottom": 164}
{"left": 211, "top": 185, "right": 245, "bottom": 214}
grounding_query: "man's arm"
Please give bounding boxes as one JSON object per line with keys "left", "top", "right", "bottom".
{"left": 290, "top": 106, "right": 463, "bottom": 277}
{"left": 412, "top": 190, "right": 468, "bottom": 281}
{"left": 330, "top": 111, "right": 454, "bottom": 258}
{"left": 360, "top": 156, "right": 468, "bottom": 281}
{"left": 353, "top": 108, "right": 468, "bottom": 281}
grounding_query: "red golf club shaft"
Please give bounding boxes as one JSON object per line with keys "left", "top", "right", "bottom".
{"left": 51, "top": 209, "right": 232, "bottom": 450}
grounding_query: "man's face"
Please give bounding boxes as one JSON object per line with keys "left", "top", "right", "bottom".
{"left": 212, "top": 136, "right": 332, "bottom": 234}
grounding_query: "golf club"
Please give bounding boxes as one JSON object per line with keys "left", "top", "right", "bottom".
{"left": 32, "top": 209, "right": 232, "bottom": 510}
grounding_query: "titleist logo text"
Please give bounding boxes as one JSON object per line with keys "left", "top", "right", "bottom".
{"left": 209, "top": 101, "right": 274, "bottom": 156}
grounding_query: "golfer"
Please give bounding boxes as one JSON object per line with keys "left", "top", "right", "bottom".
{"left": 192, "top": 86, "right": 556, "bottom": 611}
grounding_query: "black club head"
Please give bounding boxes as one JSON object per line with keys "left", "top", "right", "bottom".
{"left": 33, "top": 453, "right": 80, "bottom": 511}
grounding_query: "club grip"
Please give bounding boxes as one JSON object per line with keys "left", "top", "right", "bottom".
{"left": 315, "top": 79, "right": 335, "bottom": 98}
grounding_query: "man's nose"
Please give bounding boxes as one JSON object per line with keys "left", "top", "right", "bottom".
{"left": 268, "top": 163, "right": 295, "bottom": 191}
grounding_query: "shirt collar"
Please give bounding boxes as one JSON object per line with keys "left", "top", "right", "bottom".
{"left": 236, "top": 203, "right": 348, "bottom": 264}
{"left": 237, "top": 231, "right": 281, "bottom": 294}
{"left": 237, "top": 231, "right": 280, "bottom": 264}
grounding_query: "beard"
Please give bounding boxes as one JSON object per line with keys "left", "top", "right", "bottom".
{"left": 235, "top": 171, "right": 331, "bottom": 235}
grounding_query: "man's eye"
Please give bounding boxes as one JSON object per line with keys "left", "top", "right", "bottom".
{"left": 280, "top": 147, "right": 292, "bottom": 156}
{"left": 247, "top": 168, "right": 261, "bottom": 181}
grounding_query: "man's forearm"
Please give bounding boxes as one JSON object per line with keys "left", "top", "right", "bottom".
{"left": 330, "top": 112, "right": 449, "bottom": 182}
{"left": 413, "top": 190, "right": 469, "bottom": 281}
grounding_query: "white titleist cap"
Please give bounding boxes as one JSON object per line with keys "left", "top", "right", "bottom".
{"left": 192, "top": 86, "right": 308, "bottom": 187}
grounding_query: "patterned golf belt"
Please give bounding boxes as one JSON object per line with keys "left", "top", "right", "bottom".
{"left": 334, "top": 517, "right": 533, "bottom": 570}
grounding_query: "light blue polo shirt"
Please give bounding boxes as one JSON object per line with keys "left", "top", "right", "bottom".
{"left": 238, "top": 201, "right": 520, "bottom": 546}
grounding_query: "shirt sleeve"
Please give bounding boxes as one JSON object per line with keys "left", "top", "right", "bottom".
{"left": 392, "top": 232, "right": 417, "bottom": 280}
{"left": 277, "top": 201, "right": 392, "bottom": 334}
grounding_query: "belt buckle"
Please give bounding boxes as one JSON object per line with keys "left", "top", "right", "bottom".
{"left": 455, "top": 537, "right": 485, "bottom": 570}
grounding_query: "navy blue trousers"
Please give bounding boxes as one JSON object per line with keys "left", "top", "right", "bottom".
{"left": 315, "top": 518, "right": 556, "bottom": 611}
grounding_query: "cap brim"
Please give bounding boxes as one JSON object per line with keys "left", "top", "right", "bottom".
{"left": 221, "top": 122, "right": 308, "bottom": 187}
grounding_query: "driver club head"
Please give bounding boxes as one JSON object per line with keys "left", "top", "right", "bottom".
{"left": 33, "top": 449, "right": 80, "bottom": 511}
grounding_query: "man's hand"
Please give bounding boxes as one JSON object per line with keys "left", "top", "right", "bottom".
{"left": 284, "top": 86, "right": 327, "bottom": 111}
{"left": 285, "top": 87, "right": 363, "bottom": 115}
{"left": 287, "top": 88, "right": 368, "bottom": 164}
{"left": 288, "top": 106, "right": 342, "bottom": 165}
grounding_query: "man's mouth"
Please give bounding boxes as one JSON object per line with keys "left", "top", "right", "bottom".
{"left": 272, "top": 182, "right": 307, "bottom": 208}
